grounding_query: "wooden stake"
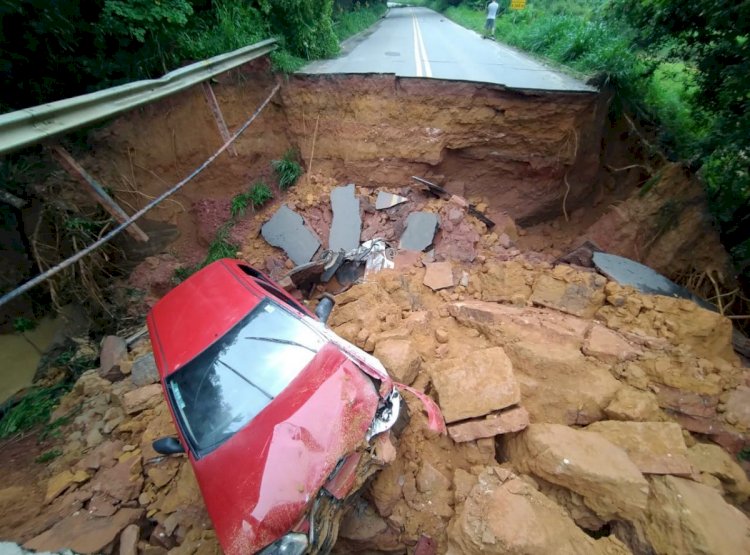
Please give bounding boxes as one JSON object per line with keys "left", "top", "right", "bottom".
{"left": 50, "top": 145, "right": 149, "bottom": 242}
{"left": 202, "top": 82, "right": 238, "bottom": 157}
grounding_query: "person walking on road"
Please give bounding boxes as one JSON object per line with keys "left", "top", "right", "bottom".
{"left": 484, "top": 1, "right": 500, "bottom": 39}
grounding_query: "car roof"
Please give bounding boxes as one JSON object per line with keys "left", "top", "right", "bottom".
{"left": 148, "top": 259, "right": 267, "bottom": 376}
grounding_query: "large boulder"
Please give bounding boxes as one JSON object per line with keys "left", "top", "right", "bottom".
{"left": 446, "top": 468, "right": 630, "bottom": 555}
{"left": 642, "top": 476, "right": 750, "bottom": 554}
{"left": 449, "top": 301, "right": 621, "bottom": 425}
{"left": 505, "top": 424, "right": 649, "bottom": 521}
{"left": 585, "top": 421, "right": 692, "bottom": 476}
{"left": 431, "top": 347, "right": 520, "bottom": 423}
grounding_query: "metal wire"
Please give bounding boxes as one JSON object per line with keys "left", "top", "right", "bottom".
{"left": 0, "top": 83, "right": 281, "bottom": 309}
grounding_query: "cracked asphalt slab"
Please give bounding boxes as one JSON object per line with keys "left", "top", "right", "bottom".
{"left": 302, "top": 7, "right": 595, "bottom": 92}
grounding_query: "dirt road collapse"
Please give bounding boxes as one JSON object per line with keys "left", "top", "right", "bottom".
{"left": 1, "top": 60, "right": 749, "bottom": 554}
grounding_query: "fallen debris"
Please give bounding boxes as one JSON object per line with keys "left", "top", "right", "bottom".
{"left": 261, "top": 204, "right": 320, "bottom": 265}
{"left": 399, "top": 211, "right": 439, "bottom": 251}
{"left": 376, "top": 191, "right": 408, "bottom": 210}
{"left": 423, "top": 261, "right": 454, "bottom": 291}
{"left": 329, "top": 184, "right": 361, "bottom": 252}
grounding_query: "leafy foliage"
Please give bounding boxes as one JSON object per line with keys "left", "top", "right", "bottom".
{"left": 272, "top": 149, "right": 303, "bottom": 190}
{"left": 0, "top": 385, "right": 68, "bottom": 439}
{"left": 0, "top": 1, "right": 388, "bottom": 110}
{"left": 438, "top": 0, "right": 749, "bottom": 283}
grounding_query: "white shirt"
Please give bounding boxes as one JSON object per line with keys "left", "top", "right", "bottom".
{"left": 487, "top": 1, "right": 499, "bottom": 19}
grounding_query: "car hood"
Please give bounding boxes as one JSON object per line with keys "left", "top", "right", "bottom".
{"left": 188, "top": 342, "right": 381, "bottom": 554}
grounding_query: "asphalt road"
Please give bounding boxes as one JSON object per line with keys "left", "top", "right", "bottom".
{"left": 302, "top": 7, "right": 594, "bottom": 92}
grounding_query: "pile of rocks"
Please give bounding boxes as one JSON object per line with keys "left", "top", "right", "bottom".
{"left": 0, "top": 337, "right": 218, "bottom": 555}
{"left": 5, "top": 240, "right": 750, "bottom": 555}
{"left": 328, "top": 258, "right": 750, "bottom": 554}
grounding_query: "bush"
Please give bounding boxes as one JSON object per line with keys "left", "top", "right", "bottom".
{"left": 272, "top": 149, "right": 304, "bottom": 190}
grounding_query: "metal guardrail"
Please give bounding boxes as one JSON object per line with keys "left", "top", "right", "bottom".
{"left": 0, "top": 38, "right": 277, "bottom": 155}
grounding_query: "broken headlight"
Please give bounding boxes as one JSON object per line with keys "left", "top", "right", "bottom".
{"left": 257, "top": 533, "right": 308, "bottom": 555}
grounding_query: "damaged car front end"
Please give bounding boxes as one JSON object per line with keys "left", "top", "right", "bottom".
{"left": 147, "top": 259, "right": 440, "bottom": 554}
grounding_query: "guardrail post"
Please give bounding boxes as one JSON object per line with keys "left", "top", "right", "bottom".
{"left": 49, "top": 145, "right": 150, "bottom": 243}
{"left": 202, "top": 82, "right": 238, "bottom": 157}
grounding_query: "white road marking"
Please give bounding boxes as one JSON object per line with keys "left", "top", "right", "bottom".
{"left": 412, "top": 10, "right": 423, "bottom": 77}
{"left": 414, "top": 14, "right": 432, "bottom": 77}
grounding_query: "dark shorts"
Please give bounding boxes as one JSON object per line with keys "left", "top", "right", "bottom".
{"left": 485, "top": 18, "right": 496, "bottom": 30}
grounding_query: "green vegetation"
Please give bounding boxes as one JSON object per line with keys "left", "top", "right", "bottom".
{"left": 0, "top": 1, "right": 388, "bottom": 112}
{"left": 35, "top": 449, "right": 63, "bottom": 464}
{"left": 272, "top": 149, "right": 304, "bottom": 190}
{"left": 427, "top": 0, "right": 750, "bottom": 286}
{"left": 0, "top": 384, "right": 68, "bottom": 439}
{"left": 333, "top": 2, "right": 388, "bottom": 41}
{"left": 231, "top": 181, "right": 274, "bottom": 218}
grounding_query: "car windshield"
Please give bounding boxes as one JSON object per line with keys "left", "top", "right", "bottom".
{"left": 166, "top": 299, "right": 325, "bottom": 455}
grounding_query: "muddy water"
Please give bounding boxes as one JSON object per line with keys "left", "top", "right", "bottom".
{"left": 0, "top": 316, "right": 64, "bottom": 403}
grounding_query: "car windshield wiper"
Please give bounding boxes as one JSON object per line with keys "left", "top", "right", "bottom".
{"left": 243, "top": 336, "right": 318, "bottom": 354}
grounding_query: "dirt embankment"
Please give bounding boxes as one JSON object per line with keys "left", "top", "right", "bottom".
{"left": 57, "top": 66, "right": 729, "bottom": 292}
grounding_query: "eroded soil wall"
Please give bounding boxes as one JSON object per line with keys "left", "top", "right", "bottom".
{"left": 282, "top": 74, "right": 605, "bottom": 225}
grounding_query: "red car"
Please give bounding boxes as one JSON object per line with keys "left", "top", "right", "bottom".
{"left": 147, "top": 259, "right": 441, "bottom": 554}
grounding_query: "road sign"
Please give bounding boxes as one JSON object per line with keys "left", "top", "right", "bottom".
{"left": 511, "top": 0, "right": 527, "bottom": 9}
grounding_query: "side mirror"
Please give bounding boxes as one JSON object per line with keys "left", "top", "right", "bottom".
{"left": 152, "top": 436, "right": 185, "bottom": 455}
{"left": 315, "top": 294, "right": 336, "bottom": 324}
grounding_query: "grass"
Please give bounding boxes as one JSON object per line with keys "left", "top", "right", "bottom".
{"left": 272, "top": 149, "right": 303, "bottom": 190}
{"left": 35, "top": 449, "right": 62, "bottom": 464}
{"left": 231, "top": 181, "right": 274, "bottom": 218}
{"left": 437, "top": 2, "right": 709, "bottom": 163}
{"left": 0, "top": 384, "right": 69, "bottom": 439}
{"left": 333, "top": 2, "right": 388, "bottom": 42}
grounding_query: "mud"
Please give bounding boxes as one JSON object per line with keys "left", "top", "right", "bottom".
{"left": 1, "top": 56, "right": 746, "bottom": 554}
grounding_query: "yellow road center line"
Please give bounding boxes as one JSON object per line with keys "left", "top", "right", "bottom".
{"left": 414, "top": 16, "right": 432, "bottom": 78}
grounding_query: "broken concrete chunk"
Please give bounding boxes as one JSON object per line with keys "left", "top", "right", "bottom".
{"left": 585, "top": 421, "right": 692, "bottom": 476}
{"left": 431, "top": 347, "right": 520, "bottom": 423}
{"left": 506, "top": 423, "right": 649, "bottom": 521}
{"left": 448, "top": 406, "right": 529, "bottom": 442}
{"left": 375, "top": 191, "right": 408, "bottom": 210}
{"left": 423, "top": 261, "right": 454, "bottom": 291}
{"left": 261, "top": 204, "right": 321, "bottom": 265}
{"left": 329, "top": 184, "right": 361, "bottom": 252}
{"left": 399, "top": 212, "right": 439, "bottom": 252}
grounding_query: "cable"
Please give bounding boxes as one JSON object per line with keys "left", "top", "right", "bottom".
{"left": 0, "top": 83, "right": 281, "bottom": 309}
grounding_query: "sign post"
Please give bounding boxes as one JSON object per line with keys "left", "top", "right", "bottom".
{"left": 510, "top": 0, "right": 527, "bottom": 9}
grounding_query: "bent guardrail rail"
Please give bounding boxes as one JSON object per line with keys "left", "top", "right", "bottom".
{"left": 0, "top": 38, "right": 277, "bottom": 155}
